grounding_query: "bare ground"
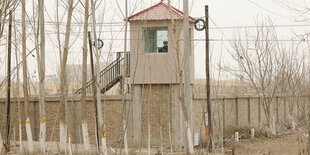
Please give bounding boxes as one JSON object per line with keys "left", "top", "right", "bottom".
{"left": 1, "top": 132, "right": 307, "bottom": 155}
{"left": 222, "top": 131, "right": 307, "bottom": 155}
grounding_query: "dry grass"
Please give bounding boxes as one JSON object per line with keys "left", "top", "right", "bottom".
{"left": 225, "top": 126, "right": 270, "bottom": 139}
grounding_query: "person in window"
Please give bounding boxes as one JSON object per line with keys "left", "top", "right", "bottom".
{"left": 159, "top": 41, "right": 168, "bottom": 52}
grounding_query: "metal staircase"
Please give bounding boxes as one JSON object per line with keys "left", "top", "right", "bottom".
{"left": 75, "top": 52, "right": 130, "bottom": 94}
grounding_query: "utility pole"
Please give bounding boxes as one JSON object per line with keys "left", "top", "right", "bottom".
{"left": 183, "top": 0, "right": 194, "bottom": 154}
{"left": 5, "top": 10, "right": 12, "bottom": 152}
{"left": 88, "top": 31, "right": 100, "bottom": 151}
{"left": 205, "top": 5, "right": 212, "bottom": 152}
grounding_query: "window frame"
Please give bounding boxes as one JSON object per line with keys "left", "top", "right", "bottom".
{"left": 143, "top": 27, "right": 169, "bottom": 54}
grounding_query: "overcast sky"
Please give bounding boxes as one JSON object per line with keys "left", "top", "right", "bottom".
{"left": 0, "top": 0, "right": 309, "bottom": 81}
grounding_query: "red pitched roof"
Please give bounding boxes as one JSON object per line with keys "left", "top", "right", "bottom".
{"left": 129, "top": 2, "right": 196, "bottom": 22}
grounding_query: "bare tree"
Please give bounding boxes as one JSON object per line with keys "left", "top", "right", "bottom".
{"left": 0, "top": 0, "right": 18, "bottom": 39}
{"left": 13, "top": 12, "right": 23, "bottom": 154}
{"left": 37, "top": 0, "right": 46, "bottom": 152}
{"left": 276, "top": 45, "right": 307, "bottom": 126}
{"left": 225, "top": 19, "right": 282, "bottom": 132}
{"left": 81, "top": 0, "right": 90, "bottom": 153}
{"left": 4, "top": 9, "right": 12, "bottom": 152}
{"left": 90, "top": 0, "right": 105, "bottom": 153}
{"left": 183, "top": 0, "right": 194, "bottom": 153}
{"left": 121, "top": 0, "right": 129, "bottom": 154}
{"left": 21, "top": 0, "right": 33, "bottom": 153}
{"left": 59, "top": 0, "right": 74, "bottom": 153}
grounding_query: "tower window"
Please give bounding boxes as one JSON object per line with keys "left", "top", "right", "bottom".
{"left": 144, "top": 27, "right": 168, "bottom": 53}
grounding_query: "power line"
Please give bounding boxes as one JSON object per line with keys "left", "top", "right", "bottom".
{"left": 53, "top": 37, "right": 308, "bottom": 42}
{"left": 1, "top": 33, "right": 307, "bottom": 42}
{"left": 209, "top": 24, "right": 310, "bottom": 29}
{"left": 208, "top": 39, "right": 308, "bottom": 42}
{"left": 40, "top": 24, "right": 310, "bottom": 34}
{"left": 6, "top": 19, "right": 124, "bottom": 26}
{"left": 247, "top": 0, "right": 290, "bottom": 20}
{"left": 7, "top": 18, "right": 310, "bottom": 29}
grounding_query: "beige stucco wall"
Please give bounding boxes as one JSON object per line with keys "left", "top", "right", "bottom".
{"left": 129, "top": 20, "right": 194, "bottom": 84}
{"left": 0, "top": 95, "right": 126, "bottom": 146}
{"left": 0, "top": 91, "right": 304, "bottom": 148}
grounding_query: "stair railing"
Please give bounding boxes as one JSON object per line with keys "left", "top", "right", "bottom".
{"left": 74, "top": 52, "right": 130, "bottom": 94}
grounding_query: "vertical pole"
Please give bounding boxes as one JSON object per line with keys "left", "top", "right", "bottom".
{"left": 234, "top": 132, "right": 239, "bottom": 142}
{"left": 204, "top": 112, "right": 208, "bottom": 147}
{"left": 258, "top": 97, "right": 261, "bottom": 125}
{"left": 307, "top": 98, "right": 310, "bottom": 153}
{"left": 13, "top": 14, "right": 23, "bottom": 153}
{"left": 205, "top": 5, "right": 212, "bottom": 152}
{"left": 59, "top": 0, "right": 74, "bottom": 153}
{"left": 222, "top": 97, "right": 225, "bottom": 138}
{"left": 5, "top": 10, "right": 12, "bottom": 151}
{"left": 276, "top": 97, "right": 279, "bottom": 124}
{"left": 251, "top": 128, "right": 255, "bottom": 139}
{"left": 88, "top": 31, "right": 100, "bottom": 151}
{"left": 297, "top": 97, "right": 300, "bottom": 119}
{"left": 0, "top": 132, "right": 4, "bottom": 151}
{"left": 235, "top": 97, "right": 239, "bottom": 126}
{"left": 123, "top": 121, "right": 128, "bottom": 155}
{"left": 81, "top": 0, "right": 90, "bottom": 153}
{"left": 284, "top": 97, "right": 287, "bottom": 122}
{"left": 68, "top": 135, "right": 72, "bottom": 155}
{"left": 89, "top": 2, "right": 104, "bottom": 151}
{"left": 122, "top": 0, "right": 129, "bottom": 154}
{"left": 183, "top": 0, "right": 194, "bottom": 154}
{"left": 89, "top": 0, "right": 104, "bottom": 153}
{"left": 21, "top": 0, "right": 33, "bottom": 152}
{"left": 248, "top": 97, "right": 251, "bottom": 125}
{"left": 38, "top": 0, "right": 46, "bottom": 152}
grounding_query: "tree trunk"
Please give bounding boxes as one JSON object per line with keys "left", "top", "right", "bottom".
{"left": 13, "top": 13, "right": 22, "bottom": 153}
{"left": 81, "top": 0, "right": 90, "bottom": 153}
{"left": 122, "top": 0, "right": 129, "bottom": 154}
{"left": 21, "top": 0, "right": 33, "bottom": 153}
{"left": 308, "top": 108, "right": 310, "bottom": 155}
{"left": 183, "top": 0, "right": 194, "bottom": 154}
{"left": 59, "top": 0, "right": 74, "bottom": 153}
{"left": 38, "top": 0, "right": 46, "bottom": 152}
{"left": 4, "top": 10, "right": 12, "bottom": 152}
{"left": 90, "top": 0, "right": 104, "bottom": 153}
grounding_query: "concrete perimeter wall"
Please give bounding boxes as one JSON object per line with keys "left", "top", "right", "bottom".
{"left": 0, "top": 95, "right": 125, "bottom": 147}
{"left": 193, "top": 94, "right": 308, "bottom": 140}
{"left": 0, "top": 87, "right": 307, "bottom": 149}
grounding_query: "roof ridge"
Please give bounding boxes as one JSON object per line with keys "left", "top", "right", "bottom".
{"left": 129, "top": 2, "right": 163, "bottom": 20}
{"left": 170, "top": 5, "right": 196, "bottom": 21}
{"left": 161, "top": 2, "right": 184, "bottom": 19}
{"left": 129, "top": 2, "right": 196, "bottom": 22}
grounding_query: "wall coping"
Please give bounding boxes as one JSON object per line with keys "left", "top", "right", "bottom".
{"left": 193, "top": 93, "right": 310, "bottom": 100}
{"left": 0, "top": 94, "right": 132, "bottom": 102}
{"left": 0, "top": 93, "right": 307, "bottom": 102}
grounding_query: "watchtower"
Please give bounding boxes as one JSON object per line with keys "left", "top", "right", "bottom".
{"left": 129, "top": 1, "right": 195, "bottom": 84}
{"left": 126, "top": 1, "right": 196, "bottom": 148}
